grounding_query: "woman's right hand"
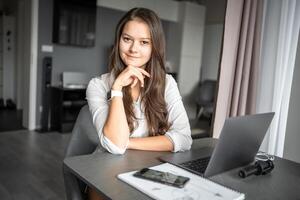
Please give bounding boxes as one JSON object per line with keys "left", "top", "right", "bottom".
{"left": 112, "top": 66, "right": 151, "bottom": 91}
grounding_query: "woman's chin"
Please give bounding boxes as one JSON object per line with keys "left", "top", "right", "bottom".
{"left": 126, "top": 62, "right": 144, "bottom": 68}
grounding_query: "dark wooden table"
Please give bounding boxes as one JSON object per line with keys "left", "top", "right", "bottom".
{"left": 64, "top": 138, "right": 300, "bottom": 200}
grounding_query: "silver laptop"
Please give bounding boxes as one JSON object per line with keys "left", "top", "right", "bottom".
{"left": 160, "top": 112, "right": 274, "bottom": 177}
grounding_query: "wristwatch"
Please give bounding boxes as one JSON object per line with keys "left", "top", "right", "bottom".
{"left": 107, "top": 90, "right": 123, "bottom": 101}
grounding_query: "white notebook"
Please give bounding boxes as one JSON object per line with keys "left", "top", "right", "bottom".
{"left": 118, "top": 163, "right": 245, "bottom": 200}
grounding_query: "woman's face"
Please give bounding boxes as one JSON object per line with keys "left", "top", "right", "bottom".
{"left": 119, "top": 19, "right": 152, "bottom": 68}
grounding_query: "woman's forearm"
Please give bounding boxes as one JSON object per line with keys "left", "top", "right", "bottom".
{"left": 128, "top": 135, "right": 174, "bottom": 151}
{"left": 103, "top": 96, "right": 130, "bottom": 149}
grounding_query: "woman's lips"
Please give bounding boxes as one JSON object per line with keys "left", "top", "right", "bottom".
{"left": 126, "top": 54, "right": 139, "bottom": 59}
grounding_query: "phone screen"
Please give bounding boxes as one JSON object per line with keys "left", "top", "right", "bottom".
{"left": 133, "top": 168, "right": 190, "bottom": 188}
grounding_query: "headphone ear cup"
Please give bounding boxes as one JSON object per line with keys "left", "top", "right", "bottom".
{"left": 259, "top": 160, "right": 274, "bottom": 175}
{"left": 238, "top": 160, "right": 274, "bottom": 178}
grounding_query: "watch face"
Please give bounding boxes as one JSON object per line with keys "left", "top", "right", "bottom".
{"left": 107, "top": 91, "right": 111, "bottom": 101}
{"left": 107, "top": 90, "right": 123, "bottom": 101}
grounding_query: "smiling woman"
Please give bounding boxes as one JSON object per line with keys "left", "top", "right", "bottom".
{"left": 85, "top": 7, "right": 192, "bottom": 200}
{"left": 119, "top": 20, "right": 152, "bottom": 68}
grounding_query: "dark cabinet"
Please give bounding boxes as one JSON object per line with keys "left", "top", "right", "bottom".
{"left": 51, "top": 87, "right": 86, "bottom": 132}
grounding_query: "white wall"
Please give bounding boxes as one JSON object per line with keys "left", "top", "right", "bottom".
{"left": 177, "top": 3, "right": 206, "bottom": 118}
{"left": 16, "top": 0, "right": 25, "bottom": 109}
{"left": 18, "top": 0, "right": 32, "bottom": 128}
{"left": 201, "top": 24, "right": 223, "bottom": 81}
{"left": 284, "top": 33, "right": 300, "bottom": 164}
{"left": 2, "top": 16, "right": 16, "bottom": 102}
{"left": 1, "top": 0, "right": 18, "bottom": 103}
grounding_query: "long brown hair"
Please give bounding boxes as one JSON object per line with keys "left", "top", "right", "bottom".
{"left": 108, "top": 7, "right": 170, "bottom": 136}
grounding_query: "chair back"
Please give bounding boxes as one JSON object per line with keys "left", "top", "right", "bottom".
{"left": 196, "top": 80, "right": 217, "bottom": 106}
{"left": 65, "top": 105, "right": 99, "bottom": 157}
{"left": 63, "top": 105, "right": 99, "bottom": 200}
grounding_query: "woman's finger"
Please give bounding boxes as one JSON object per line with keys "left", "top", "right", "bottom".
{"left": 117, "top": 66, "right": 149, "bottom": 88}
{"left": 137, "top": 68, "right": 151, "bottom": 78}
{"left": 130, "top": 68, "right": 145, "bottom": 87}
{"left": 131, "top": 77, "right": 138, "bottom": 88}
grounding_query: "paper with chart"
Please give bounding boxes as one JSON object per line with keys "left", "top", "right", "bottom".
{"left": 118, "top": 163, "right": 245, "bottom": 200}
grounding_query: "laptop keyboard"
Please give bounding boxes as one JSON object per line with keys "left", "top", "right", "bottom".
{"left": 180, "top": 157, "right": 211, "bottom": 174}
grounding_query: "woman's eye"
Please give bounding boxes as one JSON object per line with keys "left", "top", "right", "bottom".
{"left": 141, "top": 41, "right": 150, "bottom": 45}
{"left": 123, "top": 37, "right": 131, "bottom": 42}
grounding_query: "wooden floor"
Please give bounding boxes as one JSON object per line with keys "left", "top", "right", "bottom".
{"left": 0, "top": 130, "right": 71, "bottom": 200}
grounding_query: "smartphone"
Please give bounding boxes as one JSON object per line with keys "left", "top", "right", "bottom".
{"left": 133, "top": 168, "right": 190, "bottom": 188}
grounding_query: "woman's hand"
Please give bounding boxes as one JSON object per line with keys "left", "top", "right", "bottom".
{"left": 112, "top": 66, "right": 151, "bottom": 91}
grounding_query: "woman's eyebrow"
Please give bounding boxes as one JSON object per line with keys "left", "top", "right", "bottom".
{"left": 122, "top": 33, "right": 150, "bottom": 40}
{"left": 140, "top": 37, "right": 151, "bottom": 40}
{"left": 122, "top": 33, "right": 132, "bottom": 38}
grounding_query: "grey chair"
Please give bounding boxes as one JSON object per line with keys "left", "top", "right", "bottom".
{"left": 195, "top": 80, "right": 217, "bottom": 120}
{"left": 63, "top": 105, "right": 99, "bottom": 200}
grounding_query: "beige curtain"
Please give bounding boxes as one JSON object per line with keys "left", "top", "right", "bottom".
{"left": 212, "top": 0, "right": 264, "bottom": 138}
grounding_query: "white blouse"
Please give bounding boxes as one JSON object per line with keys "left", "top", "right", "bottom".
{"left": 86, "top": 73, "right": 192, "bottom": 154}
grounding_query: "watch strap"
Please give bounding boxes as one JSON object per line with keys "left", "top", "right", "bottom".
{"left": 108, "top": 90, "right": 123, "bottom": 100}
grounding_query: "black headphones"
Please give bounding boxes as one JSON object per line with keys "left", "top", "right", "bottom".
{"left": 238, "top": 152, "right": 275, "bottom": 178}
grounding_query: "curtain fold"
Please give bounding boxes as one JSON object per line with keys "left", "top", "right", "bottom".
{"left": 257, "top": 0, "right": 300, "bottom": 157}
{"left": 230, "top": 0, "right": 263, "bottom": 116}
{"left": 213, "top": 0, "right": 263, "bottom": 138}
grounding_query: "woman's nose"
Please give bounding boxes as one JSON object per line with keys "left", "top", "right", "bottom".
{"left": 129, "top": 41, "right": 138, "bottom": 53}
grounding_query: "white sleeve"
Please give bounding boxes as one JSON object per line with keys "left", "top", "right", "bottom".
{"left": 86, "top": 77, "right": 127, "bottom": 155}
{"left": 164, "top": 75, "right": 193, "bottom": 152}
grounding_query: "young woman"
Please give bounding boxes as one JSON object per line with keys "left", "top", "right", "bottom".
{"left": 87, "top": 8, "right": 192, "bottom": 154}
{"left": 86, "top": 7, "right": 192, "bottom": 199}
